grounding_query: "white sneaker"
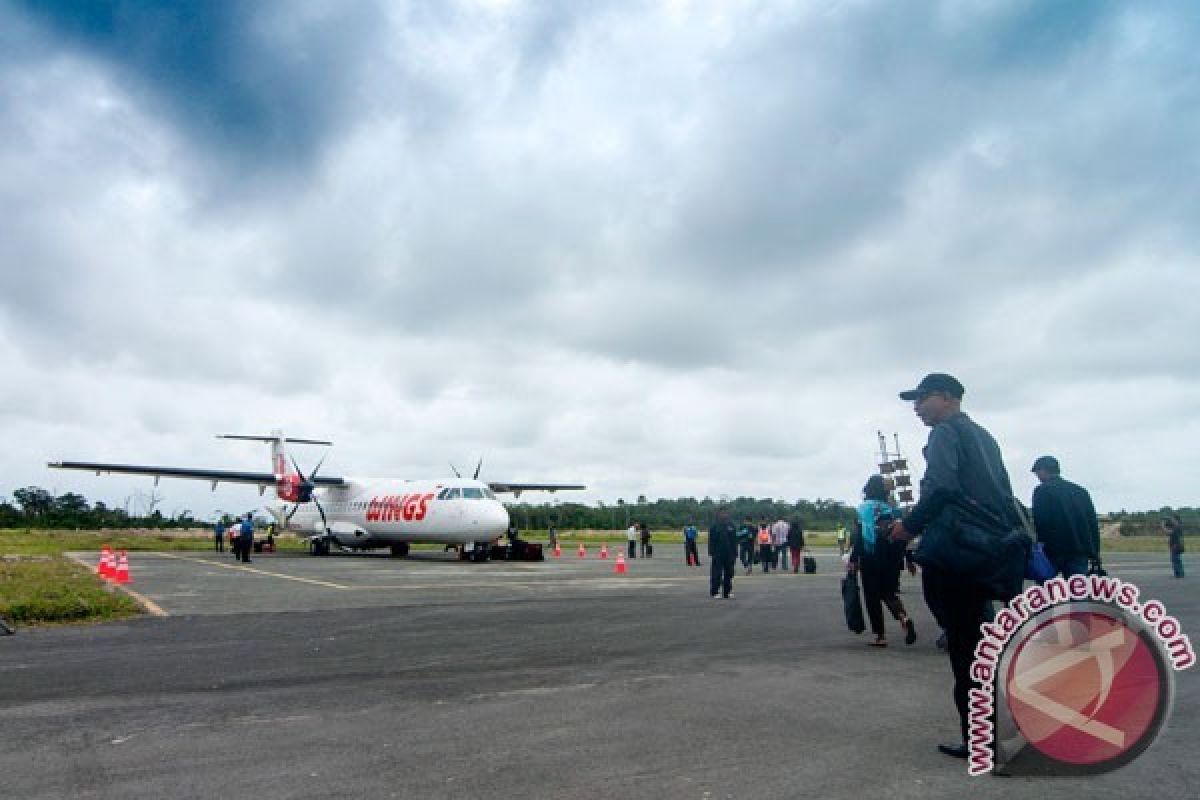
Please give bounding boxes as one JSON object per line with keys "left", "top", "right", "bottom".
{"left": 724, "top": 592, "right": 734, "bottom": 599}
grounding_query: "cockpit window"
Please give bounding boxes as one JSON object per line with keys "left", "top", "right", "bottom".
{"left": 482, "top": 488, "right": 496, "bottom": 500}
{"left": 437, "top": 488, "right": 450, "bottom": 500}
{"left": 462, "top": 487, "right": 484, "bottom": 499}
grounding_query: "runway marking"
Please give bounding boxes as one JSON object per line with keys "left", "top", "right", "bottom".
{"left": 152, "top": 552, "right": 353, "bottom": 590}
{"left": 65, "top": 553, "right": 169, "bottom": 616}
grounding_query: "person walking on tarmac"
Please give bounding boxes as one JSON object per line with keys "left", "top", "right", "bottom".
{"left": 787, "top": 517, "right": 805, "bottom": 573}
{"left": 849, "top": 475, "right": 916, "bottom": 648}
{"left": 757, "top": 521, "right": 773, "bottom": 573}
{"left": 213, "top": 518, "right": 226, "bottom": 553}
{"left": 708, "top": 507, "right": 738, "bottom": 598}
{"left": 639, "top": 522, "right": 652, "bottom": 558}
{"left": 887, "top": 373, "right": 1019, "bottom": 761}
{"left": 626, "top": 522, "right": 639, "bottom": 559}
{"left": 1030, "top": 455, "right": 1100, "bottom": 578}
{"left": 737, "top": 516, "right": 756, "bottom": 574}
{"left": 683, "top": 523, "right": 701, "bottom": 567}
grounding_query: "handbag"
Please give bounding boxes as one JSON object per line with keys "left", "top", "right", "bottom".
{"left": 1025, "top": 541, "right": 1056, "bottom": 582}
{"left": 912, "top": 418, "right": 1032, "bottom": 601}
{"left": 842, "top": 572, "right": 865, "bottom": 634}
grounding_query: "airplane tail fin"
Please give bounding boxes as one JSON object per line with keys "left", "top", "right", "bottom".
{"left": 217, "top": 430, "right": 332, "bottom": 481}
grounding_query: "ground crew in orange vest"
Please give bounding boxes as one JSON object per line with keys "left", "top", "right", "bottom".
{"left": 758, "top": 522, "right": 773, "bottom": 573}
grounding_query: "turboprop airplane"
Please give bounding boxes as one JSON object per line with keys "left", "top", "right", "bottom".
{"left": 48, "top": 431, "right": 584, "bottom": 559}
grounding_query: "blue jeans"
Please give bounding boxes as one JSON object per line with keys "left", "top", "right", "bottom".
{"left": 1171, "top": 551, "right": 1185, "bottom": 578}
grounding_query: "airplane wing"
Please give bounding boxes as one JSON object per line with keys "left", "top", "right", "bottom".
{"left": 487, "top": 482, "right": 586, "bottom": 495}
{"left": 48, "top": 461, "right": 346, "bottom": 490}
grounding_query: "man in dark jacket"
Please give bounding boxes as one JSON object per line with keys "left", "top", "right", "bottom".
{"left": 708, "top": 508, "right": 738, "bottom": 599}
{"left": 888, "top": 373, "right": 1017, "bottom": 761}
{"left": 1031, "top": 456, "right": 1099, "bottom": 578}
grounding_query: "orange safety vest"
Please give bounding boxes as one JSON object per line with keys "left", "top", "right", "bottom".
{"left": 758, "top": 527, "right": 771, "bottom": 545}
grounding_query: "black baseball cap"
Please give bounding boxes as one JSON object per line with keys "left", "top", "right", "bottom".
{"left": 1031, "top": 455, "right": 1060, "bottom": 474}
{"left": 898, "top": 373, "right": 965, "bottom": 401}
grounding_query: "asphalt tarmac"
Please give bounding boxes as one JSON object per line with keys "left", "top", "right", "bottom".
{"left": 1, "top": 548, "right": 1195, "bottom": 799}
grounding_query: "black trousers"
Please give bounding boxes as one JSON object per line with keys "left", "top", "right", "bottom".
{"left": 922, "top": 566, "right": 990, "bottom": 743}
{"left": 214, "top": 535, "right": 224, "bottom": 552}
{"left": 860, "top": 560, "right": 906, "bottom": 637}
{"left": 710, "top": 555, "right": 735, "bottom": 596}
{"left": 738, "top": 539, "right": 753, "bottom": 569}
{"left": 759, "top": 544, "right": 773, "bottom": 572}
{"left": 685, "top": 539, "right": 701, "bottom": 566}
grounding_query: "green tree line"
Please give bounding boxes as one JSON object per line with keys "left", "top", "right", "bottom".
{"left": 505, "top": 495, "right": 858, "bottom": 531}
{"left": 0, "top": 486, "right": 198, "bottom": 529}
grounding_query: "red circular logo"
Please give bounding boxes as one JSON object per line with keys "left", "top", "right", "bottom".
{"left": 1005, "top": 609, "right": 1167, "bottom": 769}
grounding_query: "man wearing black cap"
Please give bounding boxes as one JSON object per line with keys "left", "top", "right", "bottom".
{"left": 1030, "top": 456, "right": 1099, "bottom": 578}
{"left": 887, "top": 372, "right": 1018, "bottom": 761}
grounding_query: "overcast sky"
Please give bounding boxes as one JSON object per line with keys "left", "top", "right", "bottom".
{"left": 2, "top": 0, "right": 1196, "bottom": 521}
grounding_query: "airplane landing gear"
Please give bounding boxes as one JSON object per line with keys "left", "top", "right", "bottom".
{"left": 308, "top": 537, "right": 331, "bottom": 556}
{"left": 389, "top": 542, "right": 410, "bottom": 558}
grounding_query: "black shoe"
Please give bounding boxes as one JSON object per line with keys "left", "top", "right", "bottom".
{"left": 936, "top": 631, "right": 947, "bottom": 650}
{"left": 904, "top": 619, "right": 917, "bottom": 645}
{"left": 937, "top": 743, "right": 968, "bottom": 759}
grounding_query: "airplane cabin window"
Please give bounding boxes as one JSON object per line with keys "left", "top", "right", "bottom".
{"left": 447, "top": 488, "right": 462, "bottom": 499}
{"left": 463, "top": 488, "right": 484, "bottom": 499}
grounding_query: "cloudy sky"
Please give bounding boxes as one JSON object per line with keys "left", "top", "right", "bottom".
{"left": 1, "top": 0, "right": 1196, "bottom": 521}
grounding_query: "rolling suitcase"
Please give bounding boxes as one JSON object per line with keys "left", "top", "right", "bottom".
{"left": 803, "top": 555, "right": 817, "bottom": 574}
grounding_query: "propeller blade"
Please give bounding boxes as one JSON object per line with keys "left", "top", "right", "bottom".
{"left": 309, "top": 453, "right": 328, "bottom": 481}
{"left": 449, "top": 462, "right": 462, "bottom": 478}
{"left": 290, "top": 455, "right": 309, "bottom": 482}
{"left": 473, "top": 457, "right": 484, "bottom": 480}
{"left": 313, "top": 495, "right": 329, "bottom": 533}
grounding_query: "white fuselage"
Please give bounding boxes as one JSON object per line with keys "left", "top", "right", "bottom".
{"left": 287, "top": 478, "right": 510, "bottom": 549}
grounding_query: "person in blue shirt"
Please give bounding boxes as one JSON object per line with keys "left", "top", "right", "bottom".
{"left": 238, "top": 513, "right": 255, "bottom": 563}
{"left": 849, "top": 474, "right": 915, "bottom": 648}
{"left": 683, "top": 524, "right": 701, "bottom": 566}
{"left": 213, "top": 519, "right": 226, "bottom": 553}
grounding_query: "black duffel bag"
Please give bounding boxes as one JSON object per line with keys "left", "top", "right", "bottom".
{"left": 842, "top": 572, "right": 866, "bottom": 634}
{"left": 914, "top": 496, "right": 1031, "bottom": 602}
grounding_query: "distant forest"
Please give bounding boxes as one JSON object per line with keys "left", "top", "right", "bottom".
{"left": 1, "top": 485, "right": 1194, "bottom": 535}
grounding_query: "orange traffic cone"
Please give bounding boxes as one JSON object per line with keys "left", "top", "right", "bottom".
{"left": 614, "top": 551, "right": 627, "bottom": 574}
{"left": 577, "top": 542, "right": 586, "bottom": 558}
{"left": 599, "top": 543, "right": 608, "bottom": 559}
{"left": 114, "top": 551, "right": 131, "bottom": 585}
{"left": 553, "top": 542, "right": 561, "bottom": 558}
{"left": 97, "top": 545, "right": 114, "bottom": 579}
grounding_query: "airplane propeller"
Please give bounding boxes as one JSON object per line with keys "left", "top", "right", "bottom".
{"left": 291, "top": 455, "right": 330, "bottom": 535}
{"left": 449, "top": 457, "right": 484, "bottom": 480}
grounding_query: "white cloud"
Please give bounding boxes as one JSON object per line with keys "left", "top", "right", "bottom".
{"left": 2, "top": 1, "right": 1197, "bottom": 518}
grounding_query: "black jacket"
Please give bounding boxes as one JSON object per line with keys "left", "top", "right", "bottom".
{"left": 708, "top": 520, "right": 738, "bottom": 559}
{"left": 904, "top": 411, "right": 1016, "bottom": 538}
{"left": 1032, "top": 476, "right": 1099, "bottom": 561}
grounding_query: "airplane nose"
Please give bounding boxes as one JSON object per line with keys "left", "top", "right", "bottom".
{"left": 488, "top": 502, "right": 510, "bottom": 535}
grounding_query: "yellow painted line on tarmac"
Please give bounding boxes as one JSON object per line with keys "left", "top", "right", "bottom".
{"left": 66, "top": 553, "right": 169, "bottom": 617}
{"left": 152, "top": 552, "right": 352, "bottom": 590}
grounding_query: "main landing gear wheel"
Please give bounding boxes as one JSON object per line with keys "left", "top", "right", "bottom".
{"left": 390, "top": 542, "right": 410, "bottom": 558}
{"left": 309, "top": 537, "right": 331, "bottom": 556}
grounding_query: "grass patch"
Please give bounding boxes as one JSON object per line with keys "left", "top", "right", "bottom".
{"left": 0, "top": 528, "right": 307, "bottom": 556}
{"left": 0, "top": 557, "right": 142, "bottom": 626}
